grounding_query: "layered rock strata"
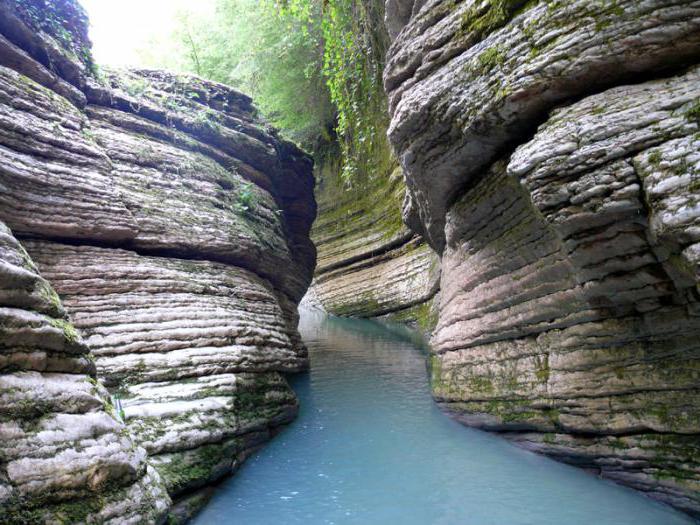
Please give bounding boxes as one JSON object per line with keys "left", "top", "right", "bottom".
{"left": 0, "top": 1, "right": 315, "bottom": 522}
{"left": 312, "top": 160, "right": 439, "bottom": 327}
{"left": 386, "top": 0, "right": 700, "bottom": 516}
{"left": 305, "top": 0, "right": 439, "bottom": 329}
{"left": 0, "top": 221, "right": 171, "bottom": 524}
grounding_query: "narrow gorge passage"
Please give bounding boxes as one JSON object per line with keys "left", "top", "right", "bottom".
{"left": 192, "top": 310, "right": 694, "bottom": 525}
{"left": 1, "top": 0, "right": 699, "bottom": 522}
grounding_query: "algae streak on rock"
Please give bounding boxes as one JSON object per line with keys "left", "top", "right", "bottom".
{"left": 385, "top": 0, "right": 700, "bottom": 517}
{"left": 311, "top": 154, "right": 440, "bottom": 329}
{"left": 0, "top": 0, "right": 316, "bottom": 522}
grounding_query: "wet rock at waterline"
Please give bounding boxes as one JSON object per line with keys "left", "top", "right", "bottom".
{"left": 193, "top": 312, "right": 696, "bottom": 525}
{"left": 0, "top": 0, "right": 315, "bottom": 522}
{"left": 385, "top": 0, "right": 700, "bottom": 516}
{"left": 0, "top": 221, "right": 172, "bottom": 523}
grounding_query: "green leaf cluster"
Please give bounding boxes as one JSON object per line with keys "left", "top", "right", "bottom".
{"left": 319, "top": 0, "right": 393, "bottom": 184}
{"left": 139, "top": 0, "right": 393, "bottom": 186}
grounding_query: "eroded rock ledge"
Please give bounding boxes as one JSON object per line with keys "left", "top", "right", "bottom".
{"left": 385, "top": 0, "right": 700, "bottom": 517}
{"left": 0, "top": 1, "right": 315, "bottom": 522}
{"left": 311, "top": 156, "right": 440, "bottom": 328}
{"left": 0, "top": 222, "right": 171, "bottom": 524}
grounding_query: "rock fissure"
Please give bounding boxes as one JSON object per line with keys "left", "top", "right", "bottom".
{"left": 2, "top": 0, "right": 700, "bottom": 521}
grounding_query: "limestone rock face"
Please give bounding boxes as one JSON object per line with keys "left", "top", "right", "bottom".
{"left": 386, "top": 0, "right": 700, "bottom": 252}
{"left": 305, "top": 0, "right": 438, "bottom": 329}
{"left": 0, "top": 64, "right": 314, "bottom": 302}
{"left": 0, "top": 221, "right": 171, "bottom": 524}
{"left": 25, "top": 242, "right": 308, "bottom": 382}
{"left": 311, "top": 160, "right": 439, "bottom": 330}
{"left": 386, "top": 0, "right": 700, "bottom": 516}
{"left": 385, "top": 0, "right": 428, "bottom": 39}
{"left": 0, "top": 1, "right": 315, "bottom": 522}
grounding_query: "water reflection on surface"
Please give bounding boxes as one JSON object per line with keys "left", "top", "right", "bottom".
{"left": 193, "top": 310, "right": 696, "bottom": 525}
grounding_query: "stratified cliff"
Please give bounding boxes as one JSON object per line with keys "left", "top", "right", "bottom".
{"left": 308, "top": 0, "right": 439, "bottom": 329}
{"left": 311, "top": 152, "right": 439, "bottom": 328}
{"left": 0, "top": 0, "right": 315, "bottom": 522}
{"left": 385, "top": 0, "right": 700, "bottom": 517}
{"left": 0, "top": 221, "right": 171, "bottom": 524}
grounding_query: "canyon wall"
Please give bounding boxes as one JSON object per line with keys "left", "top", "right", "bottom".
{"left": 309, "top": 0, "right": 439, "bottom": 329}
{"left": 385, "top": 0, "right": 700, "bottom": 517}
{"left": 311, "top": 152, "right": 439, "bottom": 329}
{"left": 0, "top": 0, "right": 315, "bottom": 522}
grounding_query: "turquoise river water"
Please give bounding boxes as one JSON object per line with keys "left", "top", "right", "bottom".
{"left": 193, "top": 310, "right": 696, "bottom": 525}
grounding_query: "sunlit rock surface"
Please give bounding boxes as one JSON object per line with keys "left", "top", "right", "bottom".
{"left": 0, "top": 221, "right": 171, "bottom": 524}
{"left": 386, "top": 0, "right": 700, "bottom": 516}
{"left": 0, "top": 0, "right": 315, "bottom": 521}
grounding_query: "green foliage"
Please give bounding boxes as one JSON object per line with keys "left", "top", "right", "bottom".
{"left": 139, "top": 0, "right": 334, "bottom": 149}
{"left": 647, "top": 150, "right": 662, "bottom": 166}
{"left": 275, "top": 0, "right": 393, "bottom": 184}
{"left": 121, "top": 75, "right": 149, "bottom": 98}
{"left": 318, "top": 0, "right": 393, "bottom": 184}
{"left": 192, "top": 107, "right": 222, "bottom": 133}
{"left": 141, "top": 0, "right": 394, "bottom": 186}
{"left": 13, "top": 0, "right": 96, "bottom": 74}
{"left": 686, "top": 98, "right": 700, "bottom": 124}
{"left": 157, "top": 444, "right": 224, "bottom": 494}
{"left": 460, "top": 0, "right": 530, "bottom": 40}
{"left": 49, "top": 318, "right": 79, "bottom": 344}
{"left": 235, "top": 182, "right": 257, "bottom": 215}
{"left": 477, "top": 45, "right": 506, "bottom": 72}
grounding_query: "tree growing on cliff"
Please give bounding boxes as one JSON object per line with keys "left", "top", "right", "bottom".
{"left": 140, "top": 0, "right": 334, "bottom": 149}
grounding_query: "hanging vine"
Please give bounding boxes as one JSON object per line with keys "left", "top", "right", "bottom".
{"left": 154, "top": 0, "right": 394, "bottom": 186}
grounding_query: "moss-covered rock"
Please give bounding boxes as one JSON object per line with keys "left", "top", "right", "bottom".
{"left": 387, "top": 0, "right": 700, "bottom": 517}
{"left": 0, "top": 0, "right": 315, "bottom": 521}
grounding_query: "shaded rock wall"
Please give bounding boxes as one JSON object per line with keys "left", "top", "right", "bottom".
{"left": 306, "top": 0, "right": 439, "bottom": 330}
{"left": 311, "top": 156, "right": 439, "bottom": 329}
{"left": 0, "top": 1, "right": 315, "bottom": 522}
{"left": 385, "top": 0, "right": 700, "bottom": 516}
